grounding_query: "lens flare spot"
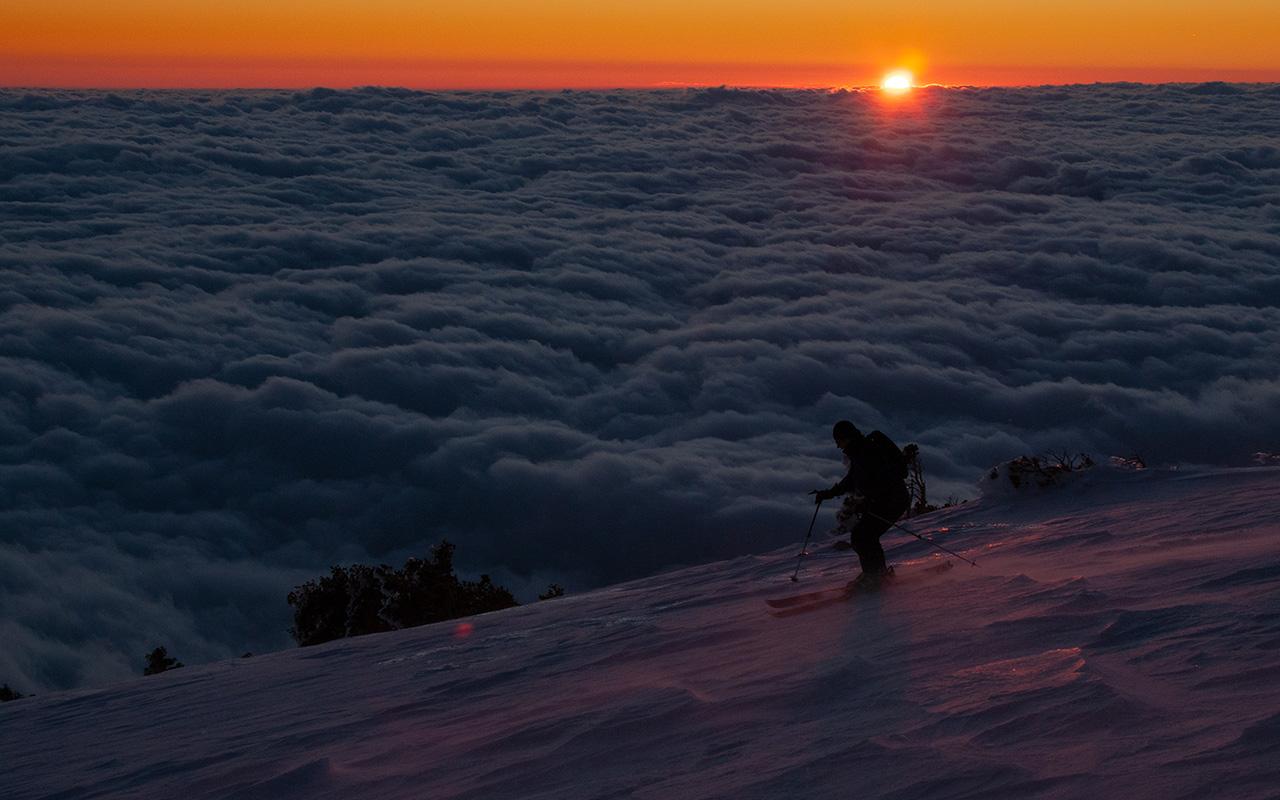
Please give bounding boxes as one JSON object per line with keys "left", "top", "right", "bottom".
{"left": 453, "top": 622, "right": 475, "bottom": 639}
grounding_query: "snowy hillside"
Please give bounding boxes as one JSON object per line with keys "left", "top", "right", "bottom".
{"left": 5, "top": 465, "right": 1280, "bottom": 799}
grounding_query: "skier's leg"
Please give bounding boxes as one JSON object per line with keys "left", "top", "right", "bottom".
{"left": 849, "top": 515, "right": 891, "bottom": 575}
{"left": 850, "top": 488, "right": 910, "bottom": 576}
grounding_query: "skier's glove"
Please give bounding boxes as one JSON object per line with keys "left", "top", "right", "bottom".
{"left": 811, "top": 488, "right": 839, "bottom": 503}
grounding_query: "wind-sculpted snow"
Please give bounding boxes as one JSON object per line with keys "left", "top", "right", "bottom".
{"left": 2, "top": 84, "right": 1280, "bottom": 690}
{"left": 3, "top": 467, "right": 1279, "bottom": 799}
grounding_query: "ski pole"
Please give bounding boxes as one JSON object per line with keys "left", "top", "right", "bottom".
{"left": 790, "top": 500, "right": 823, "bottom": 582}
{"left": 865, "top": 511, "right": 980, "bottom": 567}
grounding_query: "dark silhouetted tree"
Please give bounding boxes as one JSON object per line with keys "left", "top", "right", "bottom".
{"left": 288, "top": 540, "right": 518, "bottom": 647}
{"left": 286, "top": 566, "right": 349, "bottom": 646}
{"left": 143, "top": 646, "right": 184, "bottom": 676}
{"left": 1, "top": 683, "right": 24, "bottom": 702}
{"left": 903, "top": 444, "right": 929, "bottom": 516}
{"left": 457, "top": 573, "right": 519, "bottom": 618}
{"left": 380, "top": 545, "right": 462, "bottom": 630}
{"left": 287, "top": 563, "right": 394, "bottom": 646}
{"left": 344, "top": 563, "right": 395, "bottom": 639}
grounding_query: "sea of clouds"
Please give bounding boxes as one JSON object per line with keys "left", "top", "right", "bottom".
{"left": 2, "top": 82, "right": 1279, "bottom": 690}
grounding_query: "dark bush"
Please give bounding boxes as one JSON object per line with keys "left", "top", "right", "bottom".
{"left": 143, "top": 646, "right": 184, "bottom": 676}
{"left": 987, "top": 450, "right": 1096, "bottom": 489}
{"left": 288, "top": 540, "right": 518, "bottom": 647}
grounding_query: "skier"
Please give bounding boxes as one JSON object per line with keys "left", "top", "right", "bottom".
{"left": 811, "top": 420, "right": 910, "bottom": 587}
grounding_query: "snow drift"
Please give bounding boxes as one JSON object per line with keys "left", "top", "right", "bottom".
{"left": 5, "top": 464, "right": 1280, "bottom": 799}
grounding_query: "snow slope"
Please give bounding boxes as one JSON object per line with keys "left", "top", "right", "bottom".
{"left": 5, "top": 466, "right": 1280, "bottom": 799}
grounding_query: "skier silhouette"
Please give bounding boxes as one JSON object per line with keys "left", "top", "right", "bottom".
{"left": 811, "top": 420, "right": 910, "bottom": 586}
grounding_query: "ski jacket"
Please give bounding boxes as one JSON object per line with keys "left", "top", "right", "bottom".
{"left": 830, "top": 430, "right": 908, "bottom": 503}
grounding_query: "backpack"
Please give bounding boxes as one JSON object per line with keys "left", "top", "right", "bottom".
{"left": 868, "top": 430, "right": 909, "bottom": 482}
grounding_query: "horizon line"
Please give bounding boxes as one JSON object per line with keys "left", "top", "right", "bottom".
{"left": 5, "top": 56, "right": 1280, "bottom": 92}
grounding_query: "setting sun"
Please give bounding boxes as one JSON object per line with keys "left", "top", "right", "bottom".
{"left": 881, "top": 71, "right": 914, "bottom": 92}
{"left": 3, "top": 0, "right": 1280, "bottom": 88}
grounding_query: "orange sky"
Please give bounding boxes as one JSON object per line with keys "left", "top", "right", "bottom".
{"left": 3, "top": 0, "right": 1279, "bottom": 89}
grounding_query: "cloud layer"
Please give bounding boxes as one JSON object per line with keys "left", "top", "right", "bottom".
{"left": 2, "top": 83, "right": 1279, "bottom": 690}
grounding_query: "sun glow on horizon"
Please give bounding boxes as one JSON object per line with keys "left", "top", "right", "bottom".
{"left": 3, "top": 0, "right": 1280, "bottom": 89}
{"left": 881, "top": 71, "right": 914, "bottom": 92}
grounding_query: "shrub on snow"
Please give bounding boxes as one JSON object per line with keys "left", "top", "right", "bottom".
{"left": 981, "top": 450, "right": 1096, "bottom": 498}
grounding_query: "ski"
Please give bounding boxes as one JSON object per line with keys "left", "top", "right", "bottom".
{"left": 766, "top": 561, "right": 954, "bottom": 617}
{"left": 768, "top": 588, "right": 861, "bottom": 617}
{"left": 765, "top": 584, "right": 849, "bottom": 609}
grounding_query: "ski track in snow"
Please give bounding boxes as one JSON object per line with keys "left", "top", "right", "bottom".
{"left": 5, "top": 466, "right": 1280, "bottom": 799}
